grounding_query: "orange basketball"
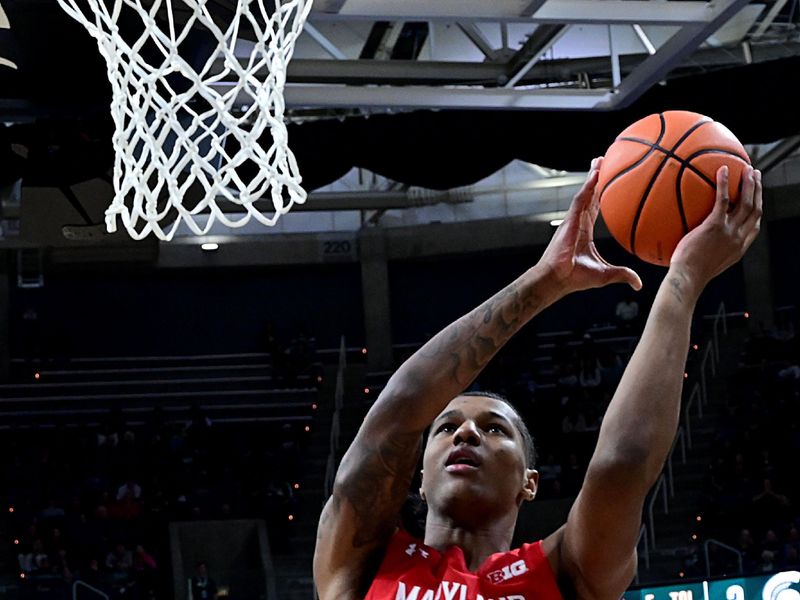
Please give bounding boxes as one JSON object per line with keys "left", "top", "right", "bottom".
{"left": 598, "top": 110, "right": 751, "bottom": 266}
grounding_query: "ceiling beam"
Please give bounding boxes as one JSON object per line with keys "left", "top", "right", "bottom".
{"left": 286, "top": 58, "right": 505, "bottom": 84}
{"left": 215, "top": 190, "right": 470, "bottom": 213}
{"left": 521, "top": 0, "right": 548, "bottom": 17}
{"left": 504, "top": 24, "right": 569, "bottom": 87}
{"left": 315, "top": 0, "right": 348, "bottom": 14}
{"left": 303, "top": 23, "right": 347, "bottom": 59}
{"left": 756, "top": 135, "right": 800, "bottom": 174}
{"left": 222, "top": 42, "right": 800, "bottom": 87}
{"left": 605, "top": 0, "right": 751, "bottom": 108}
{"left": 310, "top": 1, "right": 727, "bottom": 25}
{"left": 456, "top": 23, "right": 497, "bottom": 60}
{"left": 751, "top": 0, "right": 790, "bottom": 38}
{"left": 279, "top": 85, "right": 611, "bottom": 110}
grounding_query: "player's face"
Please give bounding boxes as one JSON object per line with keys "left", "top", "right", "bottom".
{"left": 421, "top": 395, "right": 536, "bottom": 521}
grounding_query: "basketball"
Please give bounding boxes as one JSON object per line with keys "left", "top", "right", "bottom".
{"left": 598, "top": 110, "right": 751, "bottom": 266}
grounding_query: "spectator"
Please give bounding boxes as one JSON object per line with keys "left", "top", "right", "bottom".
{"left": 133, "top": 545, "right": 159, "bottom": 593}
{"left": 53, "top": 548, "right": 74, "bottom": 585}
{"left": 42, "top": 498, "right": 66, "bottom": 522}
{"left": 778, "top": 364, "right": 800, "bottom": 379}
{"left": 762, "top": 529, "right": 782, "bottom": 556}
{"left": 758, "top": 549, "right": 776, "bottom": 573}
{"left": 785, "top": 527, "right": 800, "bottom": 556}
{"left": 117, "top": 478, "right": 143, "bottom": 502}
{"left": 751, "top": 479, "right": 791, "bottom": 531}
{"left": 80, "top": 557, "right": 107, "bottom": 591}
{"left": 783, "top": 547, "right": 800, "bottom": 570}
{"left": 578, "top": 356, "right": 602, "bottom": 390}
{"left": 537, "top": 453, "right": 562, "bottom": 483}
{"left": 105, "top": 542, "right": 134, "bottom": 584}
{"left": 190, "top": 561, "right": 218, "bottom": 600}
{"left": 736, "top": 529, "right": 759, "bottom": 572}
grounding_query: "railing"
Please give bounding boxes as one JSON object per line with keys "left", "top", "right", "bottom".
{"left": 683, "top": 382, "right": 702, "bottom": 449}
{"left": 641, "top": 301, "right": 729, "bottom": 565}
{"left": 646, "top": 474, "right": 669, "bottom": 550}
{"left": 712, "top": 302, "right": 728, "bottom": 364}
{"left": 666, "top": 427, "right": 687, "bottom": 498}
{"left": 73, "top": 581, "right": 109, "bottom": 600}
{"left": 699, "top": 343, "right": 714, "bottom": 405}
{"left": 704, "top": 539, "right": 743, "bottom": 578}
{"left": 641, "top": 425, "right": 686, "bottom": 562}
{"left": 635, "top": 524, "right": 651, "bottom": 583}
{"left": 645, "top": 427, "right": 691, "bottom": 551}
{"left": 683, "top": 302, "right": 731, "bottom": 449}
{"left": 318, "top": 337, "right": 348, "bottom": 600}
{"left": 323, "top": 336, "right": 347, "bottom": 501}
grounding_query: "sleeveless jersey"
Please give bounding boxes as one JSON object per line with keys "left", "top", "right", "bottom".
{"left": 365, "top": 529, "right": 564, "bottom": 600}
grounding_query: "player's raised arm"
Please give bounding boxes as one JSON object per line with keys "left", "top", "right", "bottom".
{"left": 552, "top": 166, "right": 762, "bottom": 600}
{"left": 313, "top": 159, "right": 641, "bottom": 600}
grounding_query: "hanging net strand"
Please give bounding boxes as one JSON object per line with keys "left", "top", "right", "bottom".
{"left": 56, "top": 0, "right": 312, "bottom": 240}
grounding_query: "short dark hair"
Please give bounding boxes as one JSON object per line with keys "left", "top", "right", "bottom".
{"left": 458, "top": 391, "right": 537, "bottom": 468}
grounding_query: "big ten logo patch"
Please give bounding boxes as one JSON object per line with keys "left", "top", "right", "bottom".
{"left": 486, "top": 560, "right": 528, "bottom": 584}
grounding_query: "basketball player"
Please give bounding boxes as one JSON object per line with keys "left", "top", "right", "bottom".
{"left": 314, "top": 159, "right": 762, "bottom": 600}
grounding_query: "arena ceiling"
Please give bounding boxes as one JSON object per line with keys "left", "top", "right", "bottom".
{"left": 0, "top": 0, "right": 799, "bottom": 245}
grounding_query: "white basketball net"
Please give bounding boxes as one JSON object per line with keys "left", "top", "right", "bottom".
{"left": 56, "top": 0, "right": 312, "bottom": 240}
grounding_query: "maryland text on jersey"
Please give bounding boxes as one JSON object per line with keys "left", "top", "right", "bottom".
{"left": 395, "top": 580, "right": 528, "bottom": 600}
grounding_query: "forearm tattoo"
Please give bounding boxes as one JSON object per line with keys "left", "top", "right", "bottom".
{"left": 322, "top": 432, "right": 423, "bottom": 548}
{"left": 418, "top": 282, "right": 543, "bottom": 386}
{"left": 667, "top": 271, "right": 687, "bottom": 305}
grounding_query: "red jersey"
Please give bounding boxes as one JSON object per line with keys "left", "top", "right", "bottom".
{"left": 365, "top": 529, "right": 564, "bottom": 600}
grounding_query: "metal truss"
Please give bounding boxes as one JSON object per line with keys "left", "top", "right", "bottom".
{"left": 261, "top": 0, "right": 763, "bottom": 111}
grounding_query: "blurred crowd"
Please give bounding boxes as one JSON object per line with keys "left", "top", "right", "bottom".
{"left": 3, "top": 407, "right": 308, "bottom": 600}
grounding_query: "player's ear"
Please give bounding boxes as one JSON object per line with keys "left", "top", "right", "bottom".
{"left": 419, "top": 470, "right": 426, "bottom": 502}
{"left": 520, "top": 469, "right": 538, "bottom": 503}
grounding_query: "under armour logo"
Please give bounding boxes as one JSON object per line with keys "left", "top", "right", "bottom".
{"left": 405, "top": 544, "right": 430, "bottom": 559}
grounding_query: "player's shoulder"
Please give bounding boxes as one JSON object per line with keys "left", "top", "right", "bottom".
{"left": 541, "top": 525, "right": 567, "bottom": 578}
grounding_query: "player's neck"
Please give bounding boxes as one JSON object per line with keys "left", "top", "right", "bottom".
{"left": 423, "top": 515, "right": 516, "bottom": 571}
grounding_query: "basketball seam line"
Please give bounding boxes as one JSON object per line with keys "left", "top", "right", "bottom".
{"left": 598, "top": 115, "right": 667, "bottom": 253}
{"left": 628, "top": 116, "right": 712, "bottom": 257}
{"left": 617, "top": 136, "right": 717, "bottom": 187}
{"left": 621, "top": 139, "right": 751, "bottom": 236}
{"left": 599, "top": 131, "right": 664, "bottom": 202}
{"left": 618, "top": 138, "right": 750, "bottom": 183}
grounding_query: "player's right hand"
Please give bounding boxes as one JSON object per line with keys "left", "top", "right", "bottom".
{"left": 539, "top": 157, "right": 642, "bottom": 295}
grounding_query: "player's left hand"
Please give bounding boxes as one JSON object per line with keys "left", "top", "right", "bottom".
{"left": 540, "top": 157, "right": 643, "bottom": 294}
{"left": 670, "top": 164, "right": 762, "bottom": 289}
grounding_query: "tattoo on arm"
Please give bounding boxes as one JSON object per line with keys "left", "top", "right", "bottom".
{"left": 325, "top": 432, "right": 423, "bottom": 549}
{"left": 317, "top": 494, "right": 340, "bottom": 540}
{"left": 668, "top": 274, "right": 685, "bottom": 305}
{"left": 417, "top": 282, "right": 542, "bottom": 387}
